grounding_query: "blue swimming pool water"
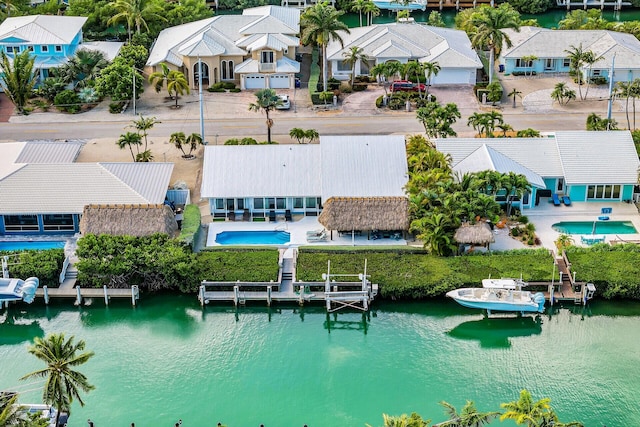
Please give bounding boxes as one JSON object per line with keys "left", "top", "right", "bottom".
{"left": 0, "top": 240, "right": 65, "bottom": 251}
{"left": 215, "top": 231, "right": 290, "bottom": 245}
{"left": 552, "top": 221, "right": 638, "bottom": 235}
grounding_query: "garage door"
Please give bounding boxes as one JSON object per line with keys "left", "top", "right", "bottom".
{"left": 269, "top": 74, "right": 290, "bottom": 89}
{"left": 245, "top": 75, "right": 266, "bottom": 89}
{"left": 431, "top": 69, "right": 474, "bottom": 85}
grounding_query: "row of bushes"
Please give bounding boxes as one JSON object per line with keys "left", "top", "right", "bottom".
{"left": 510, "top": 71, "right": 537, "bottom": 77}
{"left": 207, "top": 82, "right": 240, "bottom": 93}
{"left": 375, "top": 92, "right": 437, "bottom": 110}
{"left": 3, "top": 249, "right": 65, "bottom": 287}
{"left": 179, "top": 204, "right": 202, "bottom": 248}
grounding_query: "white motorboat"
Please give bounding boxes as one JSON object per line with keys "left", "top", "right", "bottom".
{"left": 0, "top": 277, "right": 39, "bottom": 305}
{"left": 446, "top": 278, "right": 546, "bottom": 314}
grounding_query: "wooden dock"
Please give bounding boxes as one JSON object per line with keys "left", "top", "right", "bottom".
{"left": 534, "top": 250, "right": 596, "bottom": 306}
{"left": 35, "top": 285, "right": 140, "bottom": 306}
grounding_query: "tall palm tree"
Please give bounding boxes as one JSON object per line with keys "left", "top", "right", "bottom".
{"left": 439, "top": 400, "right": 500, "bottom": 427}
{"left": 0, "top": 0, "right": 21, "bottom": 18}
{"left": 248, "top": 88, "right": 282, "bottom": 144}
{"left": 301, "top": 2, "right": 350, "bottom": 92}
{"left": 116, "top": 131, "right": 143, "bottom": 161}
{"left": 129, "top": 115, "right": 160, "bottom": 152}
{"left": 60, "top": 49, "right": 110, "bottom": 89}
{"left": 0, "top": 50, "right": 37, "bottom": 115}
{"left": 363, "top": 0, "right": 380, "bottom": 26}
{"left": 470, "top": 4, "right": 521, "bottom": 84}
{"left": 564, "top": 44, "right": 588, "bottom": 100}
{"left": 422, "top": 61, "right": 440, "bottom": 99}
{"left": 20, "top": 334, "right": 95, "bottom": 427}
{"left": 351, "top": 0, "right": 367, "bottom": 27}
{"left": 411, "top": 212, "right": 456, "bottom": 256}
{"left": 503, "top": 172, "right": 530, "bottom": 216}
{"left": 166, "top": 70, "right": 190, "bottom": 108}
{"left": 185, "top": 132, "right": 204, "bottom": 157}
{"left": 170, "top": 131, "right": 188, "bottom": 157}
{"left": 342, "top": 46, "right": 368, "bottom": 88}
{"left": 614, "top": 81, "right": 633, "bottom": 129}
{"left": 108, "top": 0, "right": 166, "bottom": 42}
{"left": 148, "top": 63, "right": 172, "bottom": 94}
{"left": 508, "top": 87, "right": 522, "bottom": 108}
{"left": 0, "top": 393, "right": 21, "bottom": 426}
{"left": 501, "top": 390, "right": 548, "bottom": 427}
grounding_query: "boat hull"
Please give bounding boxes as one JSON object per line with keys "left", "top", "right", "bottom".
{"left": 446, "top": 288, "right": 545, "bottom": 313}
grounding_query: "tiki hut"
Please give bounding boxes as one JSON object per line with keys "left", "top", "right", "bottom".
{"left": 318, "top": 197, "right": 409, "bottom": 239}
{"left": 79, "top": 204, "right": 179, "bottom": 237}
{"left": 454, "top": 222, "right": 495, "bottom": 250}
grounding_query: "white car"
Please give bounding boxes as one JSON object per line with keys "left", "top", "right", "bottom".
{"left": 276, "top": 94, "right": 290, "bottom": 110}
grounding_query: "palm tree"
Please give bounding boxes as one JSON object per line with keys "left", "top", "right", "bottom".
{"left": 565, "top": 44, "right": 587, "bottom": 100}
{"left": 342, "top": 46, "right": 368, "bottom": 88}
{"left": 0, "top": 0, "right": 21, "bottom": 17}
{"left": 416, "top": 102, "right": 460, "bottom": 139}
{"left": 508, "top": 87, "right": 522, "bottom": 108}
{"left": 59, "top": 49, "right": 110, "bottom": 89}
{"left": 422, "top": 61, "right": 440, "bottom": 99}
{"left": 504, "top": 172, "right": 530, "bottom": 216}
{"left": 167, "top": 70, "right": 190, "bottom": 108}
{"left": 439, "top": 400, "right": 500, "bottom": 427}
{"left": 116, "top": 131, "right": 143, "bottom": 161}
{"left": 470, "top": 4, "right": 521, "bottom": 84}
{"left": 550, "top": 82, "right": 576, "bottom": 105}
{"left": 108, "top": 0, "right": 166, "bottom": 42}
{"left": 185, "top": 132, "right": 204, "bottom": 157}
{"left": 582, "top": 50, "right": 604, "bottom": 100}
{"left": 351, "top": 0, "right": 367, "bottom": 27}
{"left": 0, "top": 50, "right": 37, "bottom": 115}
{"left": 614, "top": 81, "right": 633, "bottom": 129}
{"left": 500, "top": 389, "right": 554, "bottom": 427}
{"left": 370, "top": 62, "right": 394, "bottom": 96}
{"left": 411, "top": 213, "right": 456, "bottom": 256}
{"left": 148, "top": 63, "right": 172, "bottom": 94}
{"left": 129, "top": 115, "right": 160, "bottom": 152}
{"left": 20, "top": 333, "right": 95, "bottom": 427}
{"left": 363, "top": 0, "right": 380, "bottom": 26}
{"left": 0, "top": 393, "right": 22, "bottom": 426}
{"left": 300, "top": 2, "right": 350, "bottom": 92}
{"left": 170, "top": 132, "right": 188, "bottom": 157}
{"left": 248, "top": 88, "right": 282, "bottom": 144}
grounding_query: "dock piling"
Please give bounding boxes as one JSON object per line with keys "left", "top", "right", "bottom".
{"left": 131, "top": 285, "right": 139, "bottom": 306}
{"left": 267, "top": 286, "right": 272, "bottom": 306}
{"left": 75, "top": 286, "right": 82, "bottom": 306}
{"left": 103, "top": 286, "right": 109, "bottom": 306}
{"left": 43, "top": 285, "right": 49, "bottom": 305}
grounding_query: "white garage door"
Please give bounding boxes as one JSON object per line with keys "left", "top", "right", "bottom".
{"left": 431, "top": 69, "right": 474, "bottom": 85}
{"left": 245, "top": 75, "right": 266, "bottom": 89}
{"left": 269, "top": 74, "right": 290, "bottom": 89}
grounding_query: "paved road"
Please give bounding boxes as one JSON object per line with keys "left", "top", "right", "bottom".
{"left": 0, "top": 110, "right": 620, "bottom": 142}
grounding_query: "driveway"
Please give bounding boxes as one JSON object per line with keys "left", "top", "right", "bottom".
{"left": 0, "top": 93, "right": 14, "bottom": 122}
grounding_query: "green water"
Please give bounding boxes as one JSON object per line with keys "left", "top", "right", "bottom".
{"left": 2, "top": 296, "right": 640, "bottom": 427}
{"left": 340, "top": 8, "right": 640, "bottom": 28}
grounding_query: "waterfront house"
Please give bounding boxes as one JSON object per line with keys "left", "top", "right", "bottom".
{"left": 0, "top": 142, "right": 174, "bottom": 236}
{"left": 326, "top": 22, "right": 482, "bottom": 85}
{"left": 501, "top": 27, "right": 640, "bottom": 82}
{"left": 0, "top": 15, "right": 123, "bottom": 84}
{"left": 200, "top": 135, "right": 409, "bottom": 231}
{"left": 146, "top": 6, "right": 300, "bottom": 90}
{"left": 436, "top": 131, "right": 640, "bottom": 209}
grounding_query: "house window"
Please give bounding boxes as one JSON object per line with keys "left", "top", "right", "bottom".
{"left": 261, "top": 51, "right": 274, "bottom": 64}
{"left": 544, "top": 59, "right": 554, "bottom": 70}
{"left": 227, "top": 60, "right": 234, "bottom": 80}
{"left": 236, "top": 199, "right": 244, "bottom": 210}
{"left": 592, "top": 69, "right": 601, "bottom": 76}
{"left": 214, "top": 198, "right": 224, "bottom": 210}
{"left": 27, "top": 46, "right": 34, "bottom": 52}
{"left": 54, "top": 45, "right": 62, "bottom": 52}
{"left": 515, "top": 59, "right": 533, "bottom": 68}
{"left": 221, "top": 60, "right": 228, "bottom": 80}
{"left": 557, "top": 178, "right": 564, "bottom": 192}
{"left": 587, "top": 185, "right": 621, "bottom": 199}
{"left": 276, "top": 198, "right": 286, "bottom": 209}
{"left": 337, "top": 60, "right": 351, "bottom": 71}
{"left": 41, "top": 45, "right": 49, "bottom": 53}
{"left": 253, "top": 198, "right": 264, "bottom": 209}
{"left": 42, "top": 214, "right": 74, "bottom": 231}
{"left": 225, "top": 198, "right": 235, "bottom": 211}
{"left": 293, "top": 198, "right": 303, "bottom": 209}
{"left": 563, "top": 58, "right": 571, "bottom": 67}
{"left": 266, "top": 198, "right": 276, "bottom": 210}
{"left": 3, "top": 215, "right": 39, "bottom": 232}
{"left": 6, "top": 46, "right": 19, "bottom": 53}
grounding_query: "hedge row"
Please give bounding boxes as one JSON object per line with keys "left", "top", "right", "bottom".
{"left": 179, "top": 204, "right": 201, "bottom": 248}
{"left": 2, "top": 249, "right": 65, "bottom": 287}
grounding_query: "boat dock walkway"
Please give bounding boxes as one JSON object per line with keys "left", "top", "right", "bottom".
{"left": 535, "top": 250, "right": 596, "bottom": 306}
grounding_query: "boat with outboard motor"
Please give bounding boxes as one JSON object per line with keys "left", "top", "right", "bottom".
{"left": 446, "top": 277, "right": 546, "bottom": 314}
{"left": 0, "top": 277, "right": 39, "bottom": 307}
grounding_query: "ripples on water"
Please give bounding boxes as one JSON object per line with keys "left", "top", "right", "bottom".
{"left": 1, "top": 297, "right": 640, "bottom": 426}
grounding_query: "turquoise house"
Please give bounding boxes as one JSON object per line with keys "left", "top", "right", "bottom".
{"left": 500, "top": 27, "right": 640, "bottom": 83}
{"left": 436, "top": 131, "right": 640, "bottom": 209}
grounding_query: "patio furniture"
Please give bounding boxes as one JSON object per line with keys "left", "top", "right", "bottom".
{"left": 306, "top": 230, "right": 328, "bottom": 242}
{"left": 268, "top": 210, "right": 276, "bottom": 222}
{"left": 227, "top": 211, "right": 236, "bottom": 221}
{"left": 601, "top": 207, "right": 612, "bottom": 214}
{"left": 562, "top": 196, "right": 571, "bottom": 206}
{"left": 306, "top": 229, "right": 325, "bottom": 237}
{"left": 285, "top": 210, "right": 292, "bottom": 222}
{"left": 242, "top": 209, "right": 250, "bottom": 221}
{"left": 598, "top": 215, "right": 610, "bottom": 221}
{"left": 552, "top": 193, "right": 561, "bottom": 206}
{"left": 581, "top": 235, "right": 606, "bottom": 245}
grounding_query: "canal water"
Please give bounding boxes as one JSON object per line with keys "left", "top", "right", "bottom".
{"left": 1, "top": 296, "right": 639, "bottom": 427}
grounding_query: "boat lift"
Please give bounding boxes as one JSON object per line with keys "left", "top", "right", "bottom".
{"left": 323, "top": 260, "right": 378, "bottom": 313}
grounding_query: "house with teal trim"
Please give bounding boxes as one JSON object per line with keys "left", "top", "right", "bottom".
{"left": 0, "top": 142, "right": 174, "bottom": 237}
{"left": 436, "top": 131, "right": 640, "bottom": 209}
{"left": 0, "top": 15, "right": 122, "bottom": 84}
{"left": 500, "top": 27, "right": 640, "bottom": 83}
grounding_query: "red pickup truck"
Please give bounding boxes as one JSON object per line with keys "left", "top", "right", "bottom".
{"left": 390, "top": 80, "right": 427, "bottom": 92}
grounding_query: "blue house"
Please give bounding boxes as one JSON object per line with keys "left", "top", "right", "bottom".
{"left": 0, "top": 142, "right": 175, "bottom": 237}
{"left": 0, "top": 15, "right": 122, "bottom": 84}
{"left": 500, "top": 27, "right": 640, "bottom": 83}
{"left": 436, "top": 131, "right": 640, "bottom": 209}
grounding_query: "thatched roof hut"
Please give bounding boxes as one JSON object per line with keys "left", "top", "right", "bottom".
{"left": 454, "top": 222, "right": 495, "bottom": 247}
{"left": 79, "top": 204, "right": 179, "bottom": 237}
{"left": 318, "top": 197, "right": 409, "bottom": 231}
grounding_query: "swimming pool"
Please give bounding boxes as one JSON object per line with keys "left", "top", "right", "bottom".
{"left": 552, "top": 221, "right": 638, "bottom": 235}
{"left": 0, "top": 240, "right": 66, "bottom": 251}
{"left": 215, "top": 231, "right": 290, "bottom": 245}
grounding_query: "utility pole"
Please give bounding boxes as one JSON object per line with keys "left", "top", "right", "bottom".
{"left": 132, "top": 65, "right": 136, "bottom": 115}
{"left": 607, "top": 53, "right": 616, "bottom": 123}
{"left": 199, "top": 57, "right": 205, "bottom": 143}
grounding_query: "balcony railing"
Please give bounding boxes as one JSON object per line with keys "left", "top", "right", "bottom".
{"left": 259, "top": 62, "right": 276, "bottom": 72}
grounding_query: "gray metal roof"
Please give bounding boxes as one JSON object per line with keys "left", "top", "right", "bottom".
{"left": 0, "top": 163, "right": 174, "bottom": 215}
{"left": 200, "top": 145, "right": 321, "bottom": 198}
{"left": 0, "top": 15, "right": 87, "bottom": 45}
{"left": 15, "top": 141, "right": 83, "bottom": 164}
{"left": 437, "top": 131, "right": 640, "bottom": 186}
{"left": 320, "top": 135, "right": 408, "bottom": 201}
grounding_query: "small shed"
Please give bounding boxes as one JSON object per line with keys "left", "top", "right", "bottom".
{"left": 79, "top": 204, "right": 179, "bottom": 237}
{"left": 318, "top": 197, "right": 409, "bottom": 239}
{"left": 454, "top": 222, "right": 495, "bottom": 250}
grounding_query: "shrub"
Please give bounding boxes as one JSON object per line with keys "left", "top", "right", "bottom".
{"left": 589, "top": 76, "right": 608, "bottom": 85}
{"left": 36, "top": 77, "right": 66, "bottom": 102}
{"left": 511, "top": 71, "right": 537, "bottom": 76}
{"left": 240, "top": 137, "right": 258, "bottom": 145}
{"left": 179, "top": 204, "right": 201, "bottom": 248}
{"left": 207, "top": 87, "right": 226, "bottom": 93}
{"left": 2, "top": 249, "right": 65, "bottom": 287}
{"left": 229, "top": 88, "right": 241, "bottom": 93}
{"left": 224, "top": 138, "right": 241, "bottom": 145}
{"left": 486, "top": 81, "right": 503, "bottom": 104}
{"left": 375, "top": 95, "right": 384, "bottom": 108}
{"left": 388, "top": 97, "right": 405, "bottom": 110}
{"left": 109, "top": 102, "right": 125, "bottom": 114}
{"left": 222, "top": 82, "right": 236, "bottom": 89}
{"left": 31, "top": 99, "right": 51, "bottom": 111}
{"left": 511, "top": 227, "right": 521, "bottom": 237}
{"left": 519, "top": 215, "right": 529, "bottom": 224}
{"left": 327, "top": 77, "right": 341, "bottom": 91}
{"left": 54, "top": 90, "right": 81, "bottom": 113}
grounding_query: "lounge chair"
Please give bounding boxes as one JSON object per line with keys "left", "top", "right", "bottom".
{"left": 306, "top": 230, "right": 327, "bottom": 242}
{"left": 227, "top": 211, "right": 236, "bottom": 221}
{"left": 552, "top": 193, "right": 561, "bottom": 206}
{"left": 306, "top": 229, "right": 324, "bottom": 237}
{"left": 268, "top": 210, "right": 276, "bottom": 222}
{"left": 242, "top": 209, "right": 250, "bottom": 221}
{"left": 285, "top": 210, "right": 292, "bottom": 222}
{"left": 601, "top": 207, "right": 612, "bottom": 214}
{"left": 562, "top": 195, "right": 571, "bottom": 206}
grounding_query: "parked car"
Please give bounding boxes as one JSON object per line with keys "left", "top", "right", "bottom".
{"left": 276, "top": 94, "right": 290, "bottom": 110}
{"left": 390, "top": 80, "right": 427, "bottom": 92}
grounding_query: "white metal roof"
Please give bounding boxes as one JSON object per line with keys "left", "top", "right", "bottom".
{"left": 319, "top": 135, "right": 408, "bottom": 201}
{"left": 327, "top": 23, "right": 481, "bottom": 69}
{"left": 80, "top": 41, "right": 124, "bottom": 62}
{"left": 15, "top": 141, "right": 83, "bottom": 164}
{"left": 0, "top": 142, "right": 26, "bottom": 180}
{"left": 437, "top": 131, "right": 639, "bottom": 186}
{"left": 242, "top": 6, "right": 300, "bottom": 31}
{"left": 200, "top": 145, "right": 321, "bottom": 198}
{"left": 0, "top": 163, "right": 174, "bottom": 215}
{"left": 0, "top": 15, "right": 87, "bottom": 45}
